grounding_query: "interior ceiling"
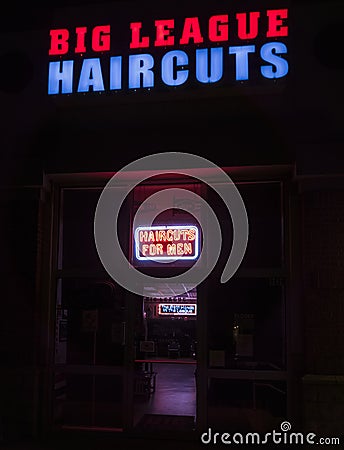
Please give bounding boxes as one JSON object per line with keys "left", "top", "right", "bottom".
{"left": 143, "top": 283, "right": 197, "bottom": 299}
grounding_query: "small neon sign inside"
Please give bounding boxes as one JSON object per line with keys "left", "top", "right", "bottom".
{"left": 134, "top": 225, "right": 199, "bottom": 261}
{"left": 158, "top": 304, "right": 197, "bottom": 316}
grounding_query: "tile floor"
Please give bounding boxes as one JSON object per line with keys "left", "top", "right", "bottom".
{"left": 134, "top": 362, "right": 197, "bottom": 425}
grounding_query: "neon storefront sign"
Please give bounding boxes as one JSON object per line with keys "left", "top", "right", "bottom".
{"left": 158, "top": 304, "right": 197, "bottom": 316}
{"left": 134, "top": 225, "right": 199, "bottom": 261}
{"left": 47, "top": 7, "right": 289, "bottom": 95}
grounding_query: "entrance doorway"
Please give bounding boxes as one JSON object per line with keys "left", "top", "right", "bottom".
{"left": 47, "top": 176, "right": 205, "bottom": 436}
{"left": 43, "top": 167, "right": 292, "bottom": 438}
{"left": 133, "top": 283, "right": 197, "bottom": 431}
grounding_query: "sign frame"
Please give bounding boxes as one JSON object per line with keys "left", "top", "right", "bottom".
{"left": 158, "top": 303, "right": 197, "bottom": 316}
{"left": 134, "top": 224, "right": 199, "bottom": 262}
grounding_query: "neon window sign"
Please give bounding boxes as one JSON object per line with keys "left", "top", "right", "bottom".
{"left": 158, "top": 304, "right": 197, "bottom": 316}
{"left": 134, "top": 225, "right": 199, "bottom": 261}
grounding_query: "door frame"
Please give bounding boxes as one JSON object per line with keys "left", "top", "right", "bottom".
{"left": 38, "top": 164, "right": 296, "bottom": 437}
{"left": 38, "top": 171, "right": 208, "bottom": 438}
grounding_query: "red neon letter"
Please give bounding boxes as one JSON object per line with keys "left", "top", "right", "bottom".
{"left": 49, "top": 29, "right": 69, "bottom": 55}
{"left": 179, "top": 17, "right": 204, "bottom": 45}
{"left": 92, "top": 25, "right": 111, "bottom": 52}
{"left": 237, "top": 12, "right": 260, "bottom": 40}
{"left": 154, "top": 19, "right": 174, "bottom": 47}
{"left": 267, "top": 9, "right": 288, "bottom": 37}
{"left": 129, "top": 22, "right": 150, "bottom": 48}
{"left": 75, "top": 26, "right": 87, "bottom": 53}
{"left": 209, "top": 15, "right": 228, "bottom": 42}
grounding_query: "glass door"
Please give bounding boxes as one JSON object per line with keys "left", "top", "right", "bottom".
{"left": 128, "top": 180, "right": 203, "bottom": 434}
{"left": 51, "top": 184, "right": 132, "bottom": 431}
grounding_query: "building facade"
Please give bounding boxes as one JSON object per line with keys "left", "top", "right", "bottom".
{"left": 1, "top": 0, "right": 344, "bottom": 444}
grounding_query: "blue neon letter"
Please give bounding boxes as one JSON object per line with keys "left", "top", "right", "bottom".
{"left": 260, "top": 42, "right": 289, "bottom": 79}
{"left": 128, "top": 54, "right": 154, "bottom": 89}
{"left": 161, "top": 50, "right": 189, "bottom": 86}
{"left": 77, "top": 58, "right": 105, "bottom": 92}
{"left": 196, "top": 47, "right": 223, "bottom": 83}
{"left": 110, "top": 56, "right": 122, "bottom": 90}
{"left": 229, "top": 45, "right": 255, "bottom": 81}
{"left": 48, "top": 60, "right": 73, "bottom": 95}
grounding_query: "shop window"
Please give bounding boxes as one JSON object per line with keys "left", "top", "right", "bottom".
{"left": 60, "top": 188, "right": 103, "bottom": 270}
{"left": 53, "top": 373, "right": 123, "bottom": 428}
{"left": 53, "top": 276, "right": 126, "bottom": 429}
{"left": 55, "top": 278, "right": 125, "bottom": 366}
{"left": 239, "top": 182, "right": 283, "bottom": 269}
{"left": 207, "top": 181, "right": 283, "bottom": 271}
{"left": 205, "top": 179, "right": 288, "bottom": 432}
{"left": 207, "top": 278, "right": 286, "bottom": 370}
{"left": 60, "top": 187, "right": 130, "bottom": 270}
{"left": 53, "top": 183, "right": 130, "bottom": 430}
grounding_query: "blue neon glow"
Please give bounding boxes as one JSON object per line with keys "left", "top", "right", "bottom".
{"left": 228, "top": 45, "right": 255, "bottom": 81}
{"left": 128, "top": 54, "right": 154, "bottom": 89}
{"left": 134, "top": 225, "right": 199, "bottom": 261}
{"left": 161, "top": 50, "right": 189, "bottom": 86}
{"left": 260, "top": 42, "right": 289, "bottom": 79}
{"left": 196, "top": 47, "right": 223, "bottom": 83}
{"left": 48, "top": 60, "right": 73, "bottom": 95}
{"left": 110, "top": 56, "right": 122, "bottom": 90}
{"left": 77, "top": 58, "right": 105, "bottom": 92}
